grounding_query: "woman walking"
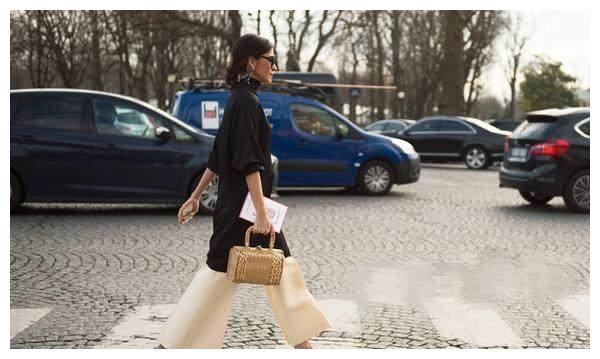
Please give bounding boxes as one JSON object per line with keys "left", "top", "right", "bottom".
{"left": 155, "top": 34, "right": 332, "bottom": 349}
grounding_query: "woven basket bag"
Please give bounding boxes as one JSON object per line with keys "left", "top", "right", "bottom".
{"left": 226, "top": 226, "right": 284, "bottom": 285}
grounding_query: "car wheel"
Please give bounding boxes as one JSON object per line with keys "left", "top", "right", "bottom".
{"left": 464, "top": 146, "right": 491, "bottom": 170}
{"left": 11, "top": 173, "right": 23, "bottom": 212}
{"left": 190, "top": 173, "right": 218, "bottom": 215}
{"left": 563, "top": 169, "right": 589, "bottom": 213}
{"left": 519, "top": 190, "right": 553, "bottom": 205}
{"left": 357, "top": 160, "right": 394, "bottom": 195}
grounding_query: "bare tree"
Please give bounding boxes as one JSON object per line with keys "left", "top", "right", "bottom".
{"left": 406, "top": 11, "right": 444, "bottom": 119}
{"left": 336, "top": 11, "right": 366, "bottom": 122}
{"left": 285, "top": 10, "right": 312, "bottom": 71}
{"left": 504, "top": 14, "right": 528, "bottom": 119}
{"left": 256, "top": 10, "right": 261, "bottom": 35}
{"left": 388, "top": 10, "right": 406, "bottom": 118}
{"left": 462, "top": 11, "right": 507, "bottom": 115}
{"left": 268, "top": 11, "right": 279, "bottom": 57}
{"left": 306, "top": 10, "right": 344, "bottom": 72}
{"left": 11, "top": 11, "right": 56, "bottom": 88}
{"left": 38, "top": 10, "right": 91, "bottom": 88}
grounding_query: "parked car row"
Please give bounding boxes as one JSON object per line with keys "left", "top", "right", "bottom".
{"left": 365, "top": 108, "right": 590, "bottom": 213}
{"left": 10, "top": 87, "right": 421, "bottom": 214}
{"left": 10, "top": 87, "right": 589, "bottom": 214}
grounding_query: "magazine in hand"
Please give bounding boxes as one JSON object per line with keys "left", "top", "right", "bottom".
{"left": 239, "top": 193, "right": 288, "bottom": 233}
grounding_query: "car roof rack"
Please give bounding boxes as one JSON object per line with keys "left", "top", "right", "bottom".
{"left": 176, "top": 77, "right": 398, "bottom": 107}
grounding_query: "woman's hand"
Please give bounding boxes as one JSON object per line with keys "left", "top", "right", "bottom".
{"left": 253, "top": 212, "right": 274, "bottom": 236}
{"left": 178, "top": 197, "right": 199, "bottom": 224}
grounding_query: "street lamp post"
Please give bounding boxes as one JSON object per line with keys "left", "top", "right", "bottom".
{"left": 397, "top": 91, "right": 405, "bottom": 118}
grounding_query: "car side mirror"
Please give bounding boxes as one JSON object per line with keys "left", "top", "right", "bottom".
{"left": 335, "top": 124, "right": 347, "bottom": 139}
{"left": 155, "top": 126, "right": 171, "bottom": 139}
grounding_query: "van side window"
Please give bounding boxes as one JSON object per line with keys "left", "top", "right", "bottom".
{"left": 290, "top": 104, "right": 336, "bottom": 137}
{"left": 92, "top": 98, "right": 169, "bottom": 139}
{"left": 14, "top": 95, "right": 84, "bottom": 131}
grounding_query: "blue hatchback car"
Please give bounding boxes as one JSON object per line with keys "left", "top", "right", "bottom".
{"left": 171, "top": 86, "right": 420, "bottom": 195}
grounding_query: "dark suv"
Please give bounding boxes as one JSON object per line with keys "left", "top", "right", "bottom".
{"left": 499, "top": 107, "right": 590, "bottom": 213}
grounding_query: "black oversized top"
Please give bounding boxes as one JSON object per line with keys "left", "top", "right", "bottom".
{"left": 205, "top": 77, "right": 291, "bottom": 273}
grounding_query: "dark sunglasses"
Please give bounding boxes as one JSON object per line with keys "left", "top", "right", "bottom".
{"left": 257, "top": 55, "right": 278, "bottom": 68}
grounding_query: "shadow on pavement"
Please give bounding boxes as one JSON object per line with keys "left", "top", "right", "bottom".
{"left": 420, "top": 163, "right": 501, "bottom": 172}
{"left": 495, "top": 203, "right": 587, "bottom": 216}
{"left": 10, "top": 203, "right": 179, "bottom": 216}
{"left": 276, "top": 188, "right": 415, "bottom": 199}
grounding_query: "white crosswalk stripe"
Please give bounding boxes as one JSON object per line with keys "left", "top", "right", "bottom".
{"left": 423, "top": 297, "right": 523, "bottom": 348}
{"left": 554, "top": 294, "right": 589, "bottom": 327}
{"left": 11, "top": 308, "right": 52, "bottom": 339}
{"left": 309, "top": 299, "right": 363, "bottom": 348}
{"left": 94, "top": 304, "right": 174, "bottom": 349}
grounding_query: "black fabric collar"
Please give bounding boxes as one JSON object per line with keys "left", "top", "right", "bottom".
{"left": 232, "top": 76, "right": 261, "bottom": 92}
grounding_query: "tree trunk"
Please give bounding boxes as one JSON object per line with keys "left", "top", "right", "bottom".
{"left": 439, "top": 11, "right": 465, "bottom": 115}
{"left": 89, "top": 11, "right": 104, "bottom": 90}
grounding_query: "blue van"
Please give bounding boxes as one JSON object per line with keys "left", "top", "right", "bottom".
{"left": 171, "top": 86, "right": 420, "bottom": 195}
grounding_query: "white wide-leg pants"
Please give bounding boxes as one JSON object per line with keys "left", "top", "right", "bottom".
{"left": 158, "top": 257, "right": 332, "bottom": 348}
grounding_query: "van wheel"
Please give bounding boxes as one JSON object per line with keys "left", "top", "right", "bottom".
{"left": 519, "top": 190, "right": 553, "bottom": 205}
{"left": 563, "top": 169, "right": 589, "bottom": 213}
{"left": 464, "top": 145, "right": 491, "bottom": 170}
{"left": 189, "top": 173, "right": 218, "bottom": 215}
{"left": 357, "top": 160, "right": 394, "bottom": 195}
{"left": 11, "top": 173, "right": 23, "bottom": 212}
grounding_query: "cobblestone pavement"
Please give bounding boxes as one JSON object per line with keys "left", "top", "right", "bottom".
{"left": 10, "top": 164, "right": 589, "bottom": 349}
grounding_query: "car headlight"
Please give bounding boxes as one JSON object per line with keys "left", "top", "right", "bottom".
{"left": 390, "top": 138, "right": 416, "bottom": 154}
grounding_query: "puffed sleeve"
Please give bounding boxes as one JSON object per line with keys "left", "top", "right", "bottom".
{"left": 230, "top": 102, "right": 266, "bottom": 176}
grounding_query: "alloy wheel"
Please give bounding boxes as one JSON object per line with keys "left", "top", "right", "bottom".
{"left": 572, "top": 174, "right": 590, "bottom": 210}
{"left": 364, "top": 165, "right": 391, "bottom": 193}
{"left": 466, "top": 147, "right": 486, "bottom": 169}
{"left": 200, "top": 177, "right": 219, "bottom": 211}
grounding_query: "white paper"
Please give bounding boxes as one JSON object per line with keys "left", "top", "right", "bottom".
{"left": 201, "top": 101, "right": 219, "bottom": 129}
{"left": 239, "top": 193, "right": 287, "bottom": 233}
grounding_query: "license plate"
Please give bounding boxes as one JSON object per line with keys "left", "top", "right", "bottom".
{"left": 509, "top": 147, "right": 528, "bottom": 162}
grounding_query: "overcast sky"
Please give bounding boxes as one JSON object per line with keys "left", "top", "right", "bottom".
{"left": 484, "top": 10, "right": 590, "bottom": 101}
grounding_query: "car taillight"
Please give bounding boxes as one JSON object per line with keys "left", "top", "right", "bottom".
{"left": 529, "top": 139, "right": 570, "bottom": 157}
{"left": 504, "top": 136, "right": 509, "bottom": 153}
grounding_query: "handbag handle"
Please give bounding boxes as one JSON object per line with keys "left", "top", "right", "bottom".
{"left": 244, "top": 226, "right": 276, "bottom": 249}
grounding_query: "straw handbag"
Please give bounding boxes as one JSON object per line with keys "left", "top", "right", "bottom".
{"left": 226, "top": 226, "right": 285, "bottom": 285}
